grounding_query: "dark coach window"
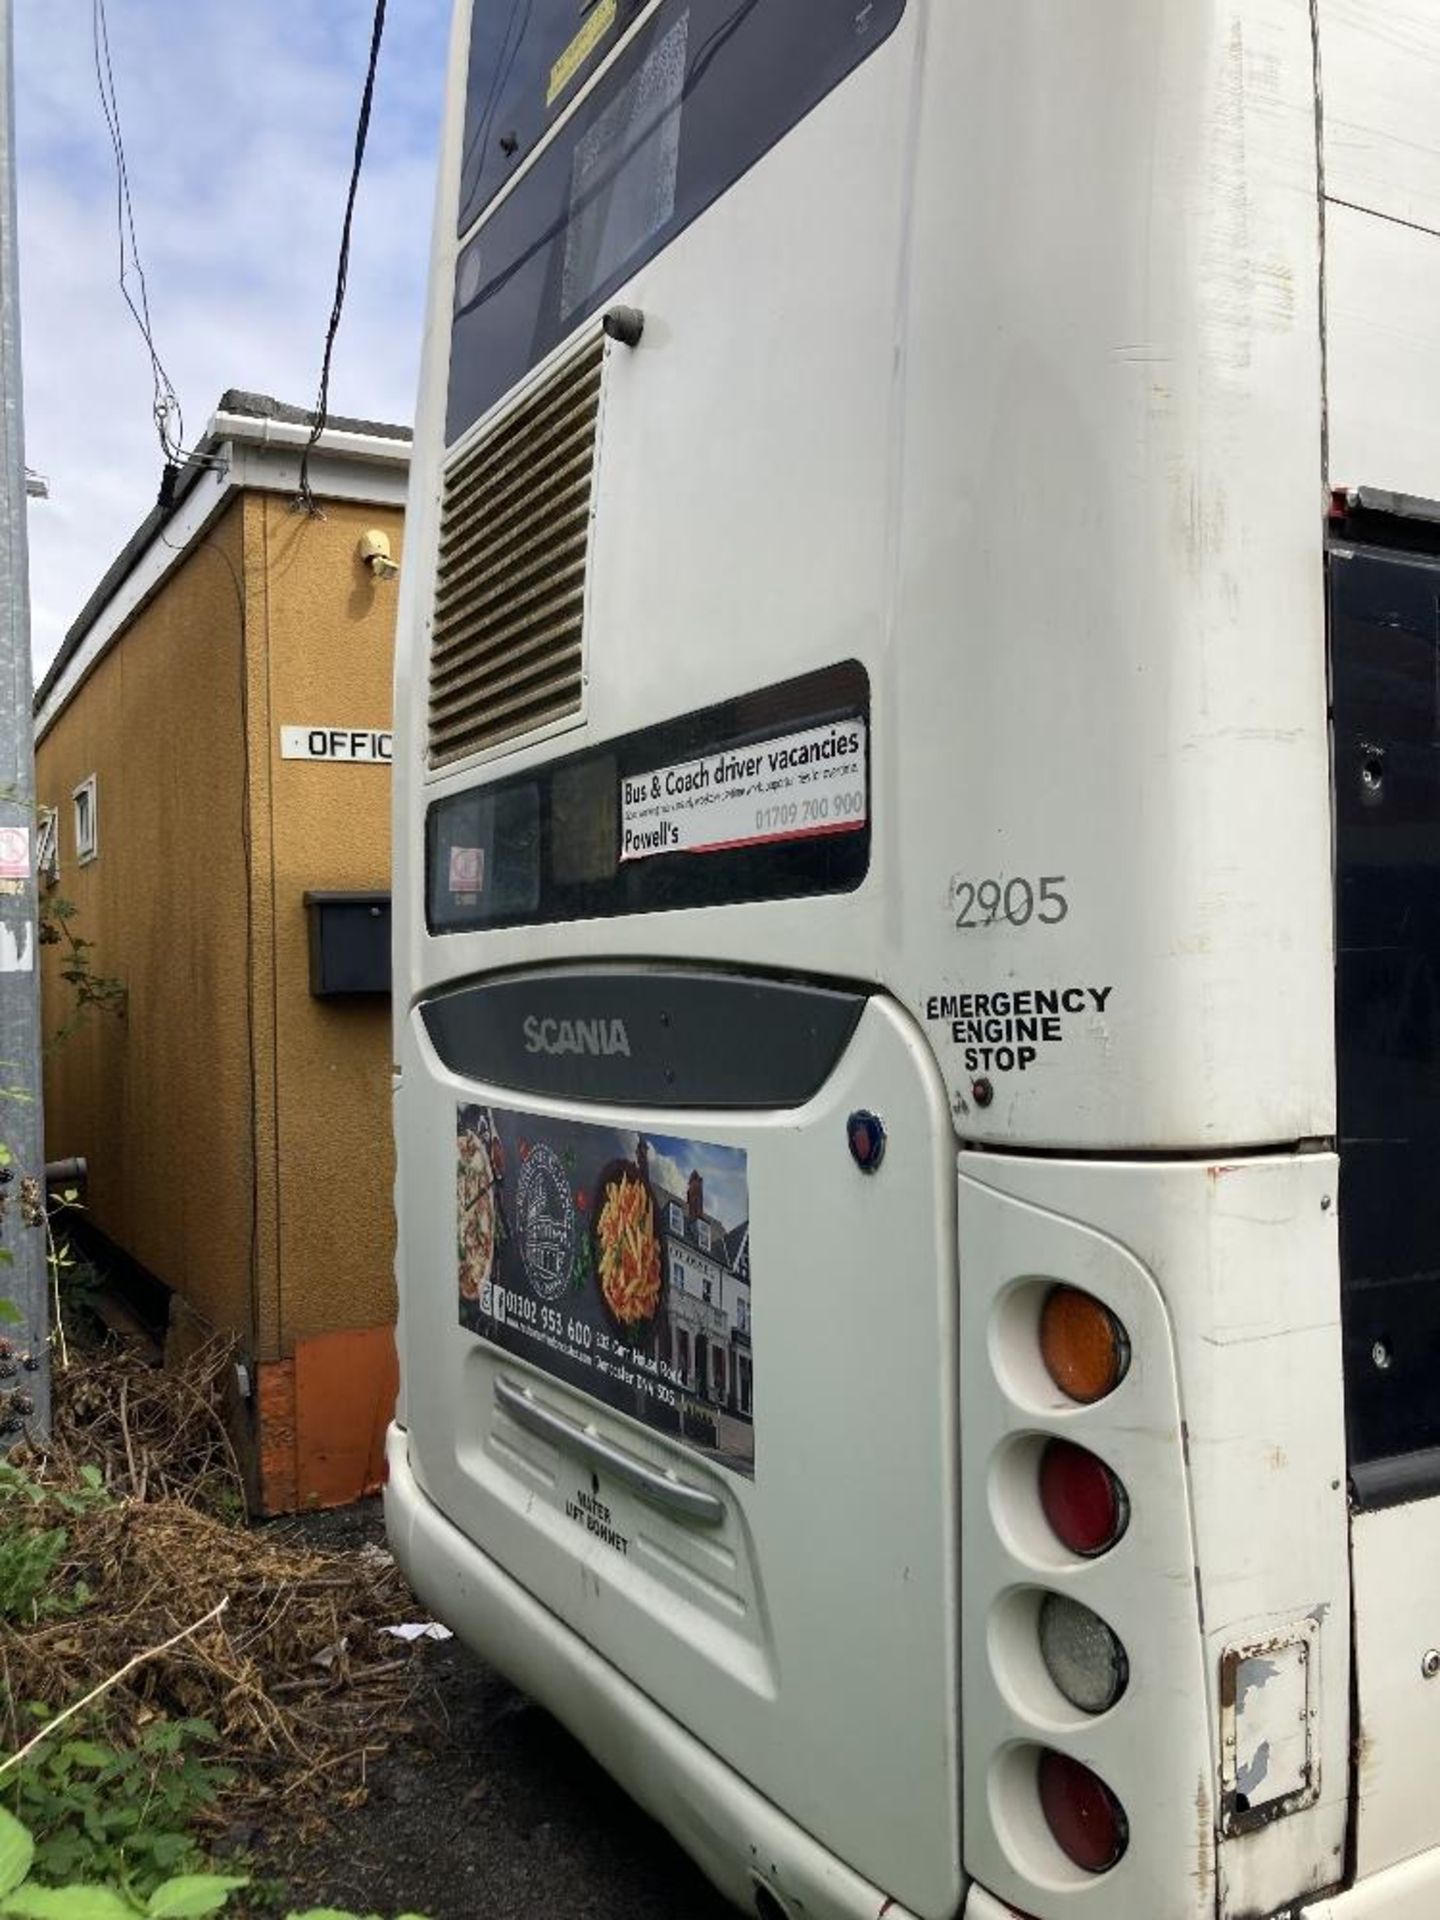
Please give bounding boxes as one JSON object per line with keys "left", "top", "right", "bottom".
{"left": 448, "top": 0, "right": 908, "bottom": 443}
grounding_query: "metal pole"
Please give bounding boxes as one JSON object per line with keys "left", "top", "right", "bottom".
{"left": 0, "top": 0, "right": 50, "bottom": 1446}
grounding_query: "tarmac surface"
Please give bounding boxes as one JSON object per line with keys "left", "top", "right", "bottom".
{"left": 253, "top": 1500, "right": 737, "bottom": 1920}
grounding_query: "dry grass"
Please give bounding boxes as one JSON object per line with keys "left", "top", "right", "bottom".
{"left": 2, "top": 1336, "right": 427, "bottom": 1827}
{"left": 46, "top": 1333, "right": 246, "bottom": 1512}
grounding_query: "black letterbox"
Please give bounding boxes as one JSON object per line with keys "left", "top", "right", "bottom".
{"left": 303, "top": 891, "right": 391, "bottom": 998}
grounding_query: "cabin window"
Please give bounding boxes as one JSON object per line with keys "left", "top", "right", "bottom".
{"left": 73, "top": 776, "right": 98, "bottom": 865}
{"left": 36, "top": 807, "right": 58, "bottom": 886}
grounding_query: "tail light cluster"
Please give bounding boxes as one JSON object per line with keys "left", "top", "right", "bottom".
{"left": 1031, "top": 1286, "right": 1132, "bottom": 1875}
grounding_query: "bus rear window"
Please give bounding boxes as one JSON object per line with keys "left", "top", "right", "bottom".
{"left": 428, "top": 781, "right": 542, "bottom": 931}
{"left": 426, "top": 661, "right": 869, "bottom": 935}
{"left": 449, "top": 0, "right": 907, "bottom": 444}
{"left": 459, "top": 0, "right": 651, "bottom": 226}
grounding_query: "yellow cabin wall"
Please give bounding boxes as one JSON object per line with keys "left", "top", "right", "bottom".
{"left": 36, "top": 485, "right": 402, "bottom": 1507}
{"left": 246, "top": 493, "right": 398, "bottom": 1357}
{"left": 37, "top": 501, "right": 255, "bottom": 1338}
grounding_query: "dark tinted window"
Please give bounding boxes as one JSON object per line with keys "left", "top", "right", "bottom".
{"left": 459, "top": 0, "right": 651, "bottom": 231}
{"left": 428, "top": 782, "right": 542, "bottom": 930}
{"left": 1331, "top": 534, "right": 1440, "bottom": 1496}
{"left": 427, "top": 661, "right": 869, "bottom": 933}
{"left": 448, "top": 0, "right": 907, "bottom": 443}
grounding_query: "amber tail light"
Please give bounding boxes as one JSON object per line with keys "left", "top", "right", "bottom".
{"left": 1039, "top": 1285, "right": 1130, "bottom": 1404}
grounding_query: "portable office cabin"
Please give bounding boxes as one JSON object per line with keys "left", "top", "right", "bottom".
{"left": 34, "top": 393, "right": 410, "bottom": 1512}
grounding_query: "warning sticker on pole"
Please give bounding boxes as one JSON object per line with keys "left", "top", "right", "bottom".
{"left": 620, "top": 718, "right": 867, "bottom": 862}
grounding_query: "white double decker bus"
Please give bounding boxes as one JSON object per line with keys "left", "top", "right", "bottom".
{"left": 385, "top": 3, "right": 1440, "bottom": 1916}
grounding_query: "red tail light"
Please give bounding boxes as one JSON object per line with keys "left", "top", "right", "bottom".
{"left": 1037, "top": 1748, "right": 1129, "bottom": 1873}
{"left": 1038, "top": 1438, "right": 1130, "bottom": 1557}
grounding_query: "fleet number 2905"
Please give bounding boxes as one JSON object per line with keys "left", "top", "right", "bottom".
{"left": 953, "top": 874, "right": 1069, "bottom": 930}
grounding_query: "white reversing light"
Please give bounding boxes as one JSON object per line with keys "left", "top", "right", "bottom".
{"left": 1038, "top": 1593, "right": 1130, "bottom": 1715}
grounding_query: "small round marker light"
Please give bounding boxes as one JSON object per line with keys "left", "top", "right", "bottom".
{"left": 846, "top": 1110, "right": 886, "bottom": 1174}
{"left": 1039, "top": 1286, "right": 1131, "bottom": 1404}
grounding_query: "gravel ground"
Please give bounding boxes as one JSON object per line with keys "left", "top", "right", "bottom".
{"left": 248, "top": 1501, "right": 736, "bottom": 1920}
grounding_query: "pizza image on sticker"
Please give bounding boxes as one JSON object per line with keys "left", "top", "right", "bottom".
{"left": 457, "top": 1107, "right": 498, "bottom": 1300}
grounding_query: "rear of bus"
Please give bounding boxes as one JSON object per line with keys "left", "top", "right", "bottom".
{"left": 387, "top": 3, "right": 1440, "bottom": 1918}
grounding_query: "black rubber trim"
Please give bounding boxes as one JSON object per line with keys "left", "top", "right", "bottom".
{"left": 1350, "top": 1448, "right": 1440, "bottom": 1513}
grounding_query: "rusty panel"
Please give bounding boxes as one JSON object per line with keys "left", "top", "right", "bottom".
{"left": 256, "top": 1358, "right": 298, "bottom": 1515}
{"left": 293, "top": 1324, "right": 398, "bottom": 1510}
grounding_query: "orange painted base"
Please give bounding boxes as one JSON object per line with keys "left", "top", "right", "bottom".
{"left": 256, "top": 1325, "right": 397, "bottom": 1514}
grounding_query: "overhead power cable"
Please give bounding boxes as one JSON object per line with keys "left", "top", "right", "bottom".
{"left": 295, "top": 0, "right": 389, "bottom": 518}
{"left": 91, "top": 0, "right": 216, "bottom": 497}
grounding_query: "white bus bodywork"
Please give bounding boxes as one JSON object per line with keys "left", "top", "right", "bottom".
{"left": 387, "top": 3, "right": 1440, "bottom": 1915}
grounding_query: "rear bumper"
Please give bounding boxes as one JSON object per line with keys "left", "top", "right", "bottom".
{"left": 383, "top": 1423, "right": 925, "bottom": 1920}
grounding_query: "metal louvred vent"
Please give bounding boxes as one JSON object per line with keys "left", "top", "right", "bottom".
{"left": 427, "top": 336, "right": 603, "bottom": 766}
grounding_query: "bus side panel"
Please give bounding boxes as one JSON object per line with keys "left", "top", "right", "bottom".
{"left": 1350, "top": 1501, "right": 1440, "bottom": 1879}
{"left": 1320, "top": 0, "right": 1440, "bottom": 499}
{"left": 958, "top": 1153, "right": 1350, "bottom": 1920}
{"left": 1318, "top": 0, "right": 1440, "bottom": 236}
{"left": 1327, "top": 205, "right": 1440, "bottom": 504}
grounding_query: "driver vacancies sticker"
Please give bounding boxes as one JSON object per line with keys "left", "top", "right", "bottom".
{"left": 458, "top": 1104, "right": 755, "bottom": 1478}
{"left": 620, "top": 718, "right": 867, "bottom": 862}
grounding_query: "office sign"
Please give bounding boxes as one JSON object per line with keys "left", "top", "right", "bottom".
{"left": 281, "top": 726, "right": 393, "bottom": 764}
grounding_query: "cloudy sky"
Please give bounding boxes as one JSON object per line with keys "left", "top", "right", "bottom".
{"left": 15, "top": 1, "right": 451, "bottom": 672}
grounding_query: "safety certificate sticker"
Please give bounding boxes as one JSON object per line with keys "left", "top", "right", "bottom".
{"left": 620, "top": 717, "right": 867, "bottom": 862}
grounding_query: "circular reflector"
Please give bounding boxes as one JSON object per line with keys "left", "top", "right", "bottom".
{"left": 1039, "top": 1286, "right": 1130, "bottom": 1404}
{"left": 846, "top": 1109, "right": 886, "bottom": 1173}
{"left": 1038, "top": 1439, "right": 1130, "bottom": 1558}
{"left": 1038, "top": 1748, "right": 1130, "bottom": 1873}
{"left": 1038, "top": 1592, "right": 1130, "bottom": 1714}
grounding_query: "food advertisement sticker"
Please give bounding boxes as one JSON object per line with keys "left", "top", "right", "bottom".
{"left": 457, "top": 1105, "right": 754, "bottom": 1478}
{"left": 620, "top": 717, "right": 867, "bottom": 863}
